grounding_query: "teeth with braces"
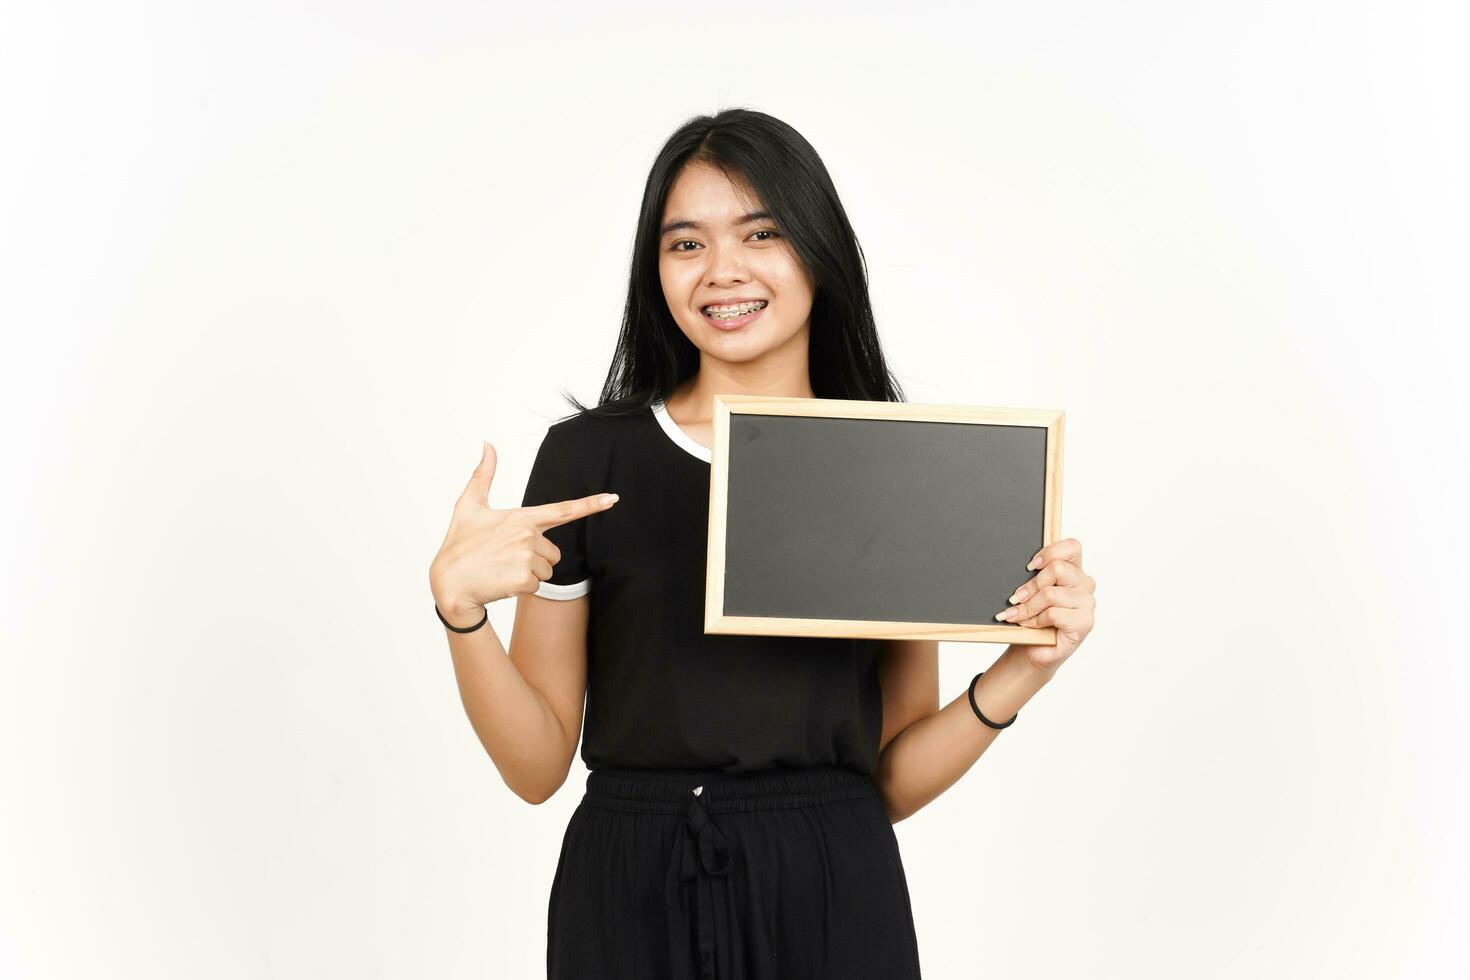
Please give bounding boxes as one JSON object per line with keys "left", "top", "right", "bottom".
{"left": 703, "top": 301, "right": 767, "bottom": 319}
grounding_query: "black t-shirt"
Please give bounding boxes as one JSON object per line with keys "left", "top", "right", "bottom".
{"left": 518, "top": 398, "right": 884, "bottom": 775}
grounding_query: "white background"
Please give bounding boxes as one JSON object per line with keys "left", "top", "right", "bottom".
{"left": 3, "top": 1, "right": 1467, "bottom": 977}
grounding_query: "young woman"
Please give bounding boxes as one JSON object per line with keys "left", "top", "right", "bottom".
{"left": 429, "top": 108, "right": 1098, "bottom": 980}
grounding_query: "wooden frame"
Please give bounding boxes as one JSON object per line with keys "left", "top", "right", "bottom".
{"left": 704, "top": 394, "right": 1065, "bottom": 644}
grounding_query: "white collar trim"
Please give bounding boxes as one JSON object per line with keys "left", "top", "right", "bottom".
{"left": 651, "top": 399, "right": 712, "bottom": 463}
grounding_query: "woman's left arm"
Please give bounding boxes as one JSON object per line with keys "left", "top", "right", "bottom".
{"left": 873, "top": 538, "right": 1097, "bottom": 824}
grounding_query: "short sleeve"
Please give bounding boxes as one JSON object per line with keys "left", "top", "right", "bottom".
{"left": 519, "top": 428, "right": 592, "bottom": 600}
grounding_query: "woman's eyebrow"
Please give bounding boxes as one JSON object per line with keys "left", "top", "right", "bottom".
{"left": 660, "top": 210, "right": 772, "bottom": 236}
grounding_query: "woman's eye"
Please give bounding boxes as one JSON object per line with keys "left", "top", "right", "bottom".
{"left": 668, "top": 230, "right": 779, "bottom": 252}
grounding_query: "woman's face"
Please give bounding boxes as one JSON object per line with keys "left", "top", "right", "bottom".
{"left": 657, "top": 161, "right": 816, "bottom": 364}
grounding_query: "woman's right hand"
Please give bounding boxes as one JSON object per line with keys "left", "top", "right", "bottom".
{"left": 429, "top": 441, "right": 618, "bottom": 622}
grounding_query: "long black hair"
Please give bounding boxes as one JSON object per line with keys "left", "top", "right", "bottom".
{"left": 559, "top": 106, "right": 906, "bottom": 420}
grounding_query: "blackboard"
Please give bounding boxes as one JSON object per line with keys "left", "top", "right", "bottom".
{"left": 704, "top": 395, "right": 1064, "bottom": 644}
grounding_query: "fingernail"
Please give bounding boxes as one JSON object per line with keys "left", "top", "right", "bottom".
{"left": 602, "top": 493, "right": 619, "bottom": 505}
{"left": 994, "top": 608, "right": 1012, "bottom": 621}
{"left": 1008, "top": 590, "right": 1022, "bottom": 604}
{"left": 1026, "top": 558, "right": 1039, "bottom": 570}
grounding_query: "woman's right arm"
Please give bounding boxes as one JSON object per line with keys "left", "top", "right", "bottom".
{"left": 436, "top": 593, "right": 589, "bottom": 804}
{"left": 429, "top": 442, "right": 618, "bottom": 804}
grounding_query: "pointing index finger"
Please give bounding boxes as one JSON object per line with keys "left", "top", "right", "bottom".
{"left": 525, "top": 492, "right": 619, "bottom": 530}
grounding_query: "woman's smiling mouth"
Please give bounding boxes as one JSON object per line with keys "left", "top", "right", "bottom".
{"left": 701, "top": 299, "right": 768, "bottom": 330}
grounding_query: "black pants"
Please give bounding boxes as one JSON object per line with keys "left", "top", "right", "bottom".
{"left": 546, "top": 765, "right": 923, "bottom": 979}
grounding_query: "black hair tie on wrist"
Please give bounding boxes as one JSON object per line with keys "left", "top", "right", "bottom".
{"left": 968, "top": 671, "right": 1018, "bottom": 730}
{"left": 436, "top": 603, "right": 488, "bottom": 634}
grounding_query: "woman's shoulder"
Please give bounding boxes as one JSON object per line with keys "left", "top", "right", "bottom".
{"left": 543, "top": 401, "right": 652, "bottom": 453}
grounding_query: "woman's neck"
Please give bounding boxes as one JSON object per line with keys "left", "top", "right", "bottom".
{"left": 667, "top": 371, "right": 815, "bottom": 424}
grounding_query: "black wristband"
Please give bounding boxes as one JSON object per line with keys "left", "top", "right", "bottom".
{"left": 436, "top": 603, "right": 488, "bottom": 633}
{"left": 968, "top": 671, "right": 1018, "bottom": 730}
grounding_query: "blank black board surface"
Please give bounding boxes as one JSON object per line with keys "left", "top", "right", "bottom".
{"left": 705, "top": 395, "right": 1064, "bottom": 644}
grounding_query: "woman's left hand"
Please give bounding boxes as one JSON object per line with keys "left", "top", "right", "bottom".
{"left": 994, "top": 537, "right": 1096, "bottom": 673}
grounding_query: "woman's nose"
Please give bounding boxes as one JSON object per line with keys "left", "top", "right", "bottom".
{"left": 704, "top": 242, "right": 750, "bottom": 284}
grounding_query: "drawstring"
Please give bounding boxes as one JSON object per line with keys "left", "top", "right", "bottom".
{"left": 664, "top": 785, "right": 740, "bottom": 979}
